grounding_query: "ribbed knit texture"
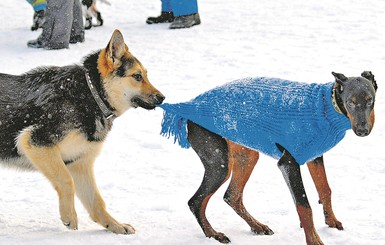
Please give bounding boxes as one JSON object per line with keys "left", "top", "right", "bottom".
{"left": 159, "top": 77, "right": 351, "bottom": 165}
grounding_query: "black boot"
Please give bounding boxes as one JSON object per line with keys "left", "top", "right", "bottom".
{"left": 70, "top": 32, "right": 85, "bottom": 44}
{"left": 169, "top": 13, "right": 201, "bottom": 29}
{"left": 146, "top": 11, "right": 175, "bottom": 24}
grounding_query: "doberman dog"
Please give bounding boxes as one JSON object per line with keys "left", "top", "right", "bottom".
{"left": 182, "top": 71, "right": 377, "bottom": 244}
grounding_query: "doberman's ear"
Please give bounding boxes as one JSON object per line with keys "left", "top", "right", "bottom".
{"left": 332, "top": 72, "right": 348, "bottom": 92}
{"left": 331, "top": 72, "right": 348, "bottom": 85}
{"left": 361, "top": 71, "right": 378, "bottom": 91}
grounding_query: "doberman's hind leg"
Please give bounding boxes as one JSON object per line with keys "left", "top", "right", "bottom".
{"left": 187, "top": 121, "right": 232, "bottom": 243}
{"left": 307, "top": 156, "right": 343, "bottom": 230}
{"left": 224, "top": 141, "right": 274, "bottom": 235}
{"left": 277, "top": 144, "right": 324, "bottom": 245}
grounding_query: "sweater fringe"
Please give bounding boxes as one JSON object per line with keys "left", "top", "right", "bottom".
{"left": 160, "top": 106, "right": 190, "bottom": 148}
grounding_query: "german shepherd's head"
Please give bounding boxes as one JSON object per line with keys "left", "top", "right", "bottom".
{"left": 98, "top": 30, "right": 165, "bottom": 115}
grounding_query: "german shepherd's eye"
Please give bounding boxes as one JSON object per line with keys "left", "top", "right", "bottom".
{"left": 132, "top": 73, "right": 143, "bottom": 82}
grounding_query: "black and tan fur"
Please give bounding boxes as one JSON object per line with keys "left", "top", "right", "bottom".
{"left": 185, "top": 72, "right": 377, "bottom": 244}
{"left": 0, "top": 29, "right": 164, "bottom": 233}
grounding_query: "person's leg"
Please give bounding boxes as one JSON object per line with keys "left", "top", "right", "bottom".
{"left": 27, "top": 0, "right": 47, "bottom": 31}
{"left": 169, "top": 0, "right": 200, "bottom": 29}
{"left": 170, "top": 0, "right": 197, "bottom": 16}
{"left": 146, "top": 0, "right": 175, "bottom": 24}
{"left": 161, "top": 0, "right": 172, "bottom": 11}
{"left": 70, "top": 0, "right": 85, "bottom": 44}
{"left": 28, "top": 0, "right": 73, "bottom": 49}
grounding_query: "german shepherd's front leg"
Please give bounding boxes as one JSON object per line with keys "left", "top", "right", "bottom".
{"left": 307, "top": 156, "right": 343, "bottom": 230}
{"left": 17, "top": 130, "right": 78, "bottom": 230}
{"left": 67, "top": 145, "right": 135, "bottom": 235}
{"left": 277, "top": 145, "right": 323, "bottom": 245}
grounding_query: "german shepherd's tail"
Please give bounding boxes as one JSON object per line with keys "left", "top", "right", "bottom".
{"left": 159, "top": 103, "right": 191, "bottom": 148}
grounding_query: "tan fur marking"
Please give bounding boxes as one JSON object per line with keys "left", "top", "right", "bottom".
{"left": 346, "top": 111, "right": 356, "bottom": 131}
{"left": 296, "top": 205, "right": 323, "bottom": 245}
{"left": 98, "top": 49, "right": 114, "bottom": 79}
{"left": 57, "top": 130, "right": 102, "bottom": 162}
{"left": 67, "top": 147, "right": 135, "bottom": 234}
{"left": 307, "top": 160, "right": 343, "bottom": 230}
{"left": 226, "top": 141, "right": 273, "bottom": 235}
{"left": 369, "top": 109, "right": 375, "bottom": 128}
{"left": 17, "top": 128, "right": 78, "bottom": 230}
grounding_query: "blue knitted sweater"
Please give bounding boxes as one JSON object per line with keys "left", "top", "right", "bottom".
{"left": 159, "top": 77, "right": 351, "bottom": 165}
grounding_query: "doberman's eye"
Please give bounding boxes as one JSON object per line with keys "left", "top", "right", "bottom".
{"left": 132, "top": 73, "right": 143, "bottom": 82}
{"left": 366, "top": 99, "right": 373, "bottom": 107}
{"left": 347, "top": 100, "right": 355, "bottom": 108}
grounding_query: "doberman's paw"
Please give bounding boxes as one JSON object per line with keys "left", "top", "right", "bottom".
{"left": 326, "top": 218, "right": 344, "bottom": 230}
{"left": 323, "top": 210, "right": 344, "bottom": 230}
{"left": 211, "top": 232, "right": 231, "bottom": 243}
{"left": 305, "top": 229, "right": 324, "bottom": 245}
{"left": 251, "top": 225, "right": 274, "bottom": 235}
{"left": 306, "top": 237, "right": 324, "bottom": 245}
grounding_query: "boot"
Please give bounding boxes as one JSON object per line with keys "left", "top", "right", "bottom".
{"left": 169, "top": 13, "right": 201, "bottom": 29}
{"left": 146, "top": 11, "right": 175, "bottom": 24}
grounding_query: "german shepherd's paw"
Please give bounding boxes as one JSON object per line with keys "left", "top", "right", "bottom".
{"left": 106, "top": 222, "right": 135, "bottom": 234}
{"left": 61, "top": 212, "right": 78, "bottom": 230}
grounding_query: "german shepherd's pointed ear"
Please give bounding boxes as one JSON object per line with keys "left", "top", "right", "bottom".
{"left": 332, "top": 71, "right": 348, "bottom": 92}
{"left": 361, "top": 71, "right": 378, "bottom": 91}
{"left": 106, "top": 29, "right": 128, "bottom": 66}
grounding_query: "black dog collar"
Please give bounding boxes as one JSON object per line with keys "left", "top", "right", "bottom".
{"left": 331, "top": 86, "right": 347, "bottom": 116}
{"left": 85, "top": 72, "right": 115, "bottom": 120}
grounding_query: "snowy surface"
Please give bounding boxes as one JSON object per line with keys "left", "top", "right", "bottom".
{"left": 0, "top": 0, "right": 384, "bottom": 244}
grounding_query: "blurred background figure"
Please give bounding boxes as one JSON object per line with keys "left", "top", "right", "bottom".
{"left": 26, "top": 0, "right": 47, "bottom": 31}
{"left": 27, "top": 0, "right": 84, "bottom": 50}
{"left": 146, "top": 0, "right": 200, "bottom": 29}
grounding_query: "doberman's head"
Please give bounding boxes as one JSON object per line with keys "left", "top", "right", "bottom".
{"left": 332, "top": 71, "right": 378, "bottom": 137}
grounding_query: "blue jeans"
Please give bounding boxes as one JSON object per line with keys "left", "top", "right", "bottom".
{"left": 161, "top": 0, "right": 198, "bottom": 16}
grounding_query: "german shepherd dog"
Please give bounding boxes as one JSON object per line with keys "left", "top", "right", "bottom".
{"left": 160, "top": 72, "right": 377, "bottom": 244}
{"left": 0, "top": 29, "right": 164, "bottom": 233}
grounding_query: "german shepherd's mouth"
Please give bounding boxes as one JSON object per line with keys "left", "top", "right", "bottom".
{"left": 131, "top": 97, "right": 156, "bottom": 110}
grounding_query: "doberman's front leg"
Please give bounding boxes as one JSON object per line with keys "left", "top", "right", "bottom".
{"left": 277, "top": 145, "right": 323, "bottom": 245}
{"left": 307, "top": 156, "right": 343, "bottom": 230}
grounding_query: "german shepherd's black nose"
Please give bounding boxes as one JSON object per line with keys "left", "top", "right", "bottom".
{"left": 152, "top": 93, "right": 165, "bottom": 105}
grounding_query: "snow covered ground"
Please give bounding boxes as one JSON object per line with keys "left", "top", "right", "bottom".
{"left": 0, "top": 0, "right": 384, "bottom": 244}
